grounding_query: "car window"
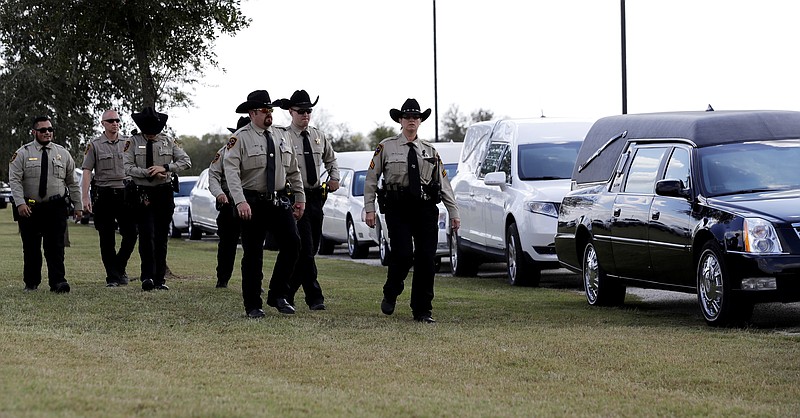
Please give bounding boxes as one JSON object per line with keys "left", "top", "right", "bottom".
{"left": 444, "top": 163, "right": 457, "bottom": 179}
{"left": 479, "top": 143, "right": 509, "bottom": 178}
{"left": 663, "top": 147, "right": 691, "bottom": 188}
{"left": 623, "top": 147, "right": 668, "bottom": 194}
{"left": 352, "top": 170, "right": 367, "bottom": 197}
{"left": 518, "top": 142, "right": 581, "bottom": 180}
{"left": 699, "top": 139, "right": 800, "bottom": 196}
{"left": 175, "top": 180, "right": 196, "bottom": 197}
{"left": 461, "top": 124, "right": 493, "bottom": 173}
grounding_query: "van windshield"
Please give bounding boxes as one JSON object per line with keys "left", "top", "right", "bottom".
{"left": 518, "top": 142, "right": 582, "bottom": 180}
{"left": 699, "top": 139, "right": 800, "bottom": 197}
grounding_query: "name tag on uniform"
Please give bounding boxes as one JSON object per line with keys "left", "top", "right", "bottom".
{"left": 29, "top": 157, "right": 39, "bottom": 161}
{"left": 138, "top": 145, "right": 146, "bottom": 149}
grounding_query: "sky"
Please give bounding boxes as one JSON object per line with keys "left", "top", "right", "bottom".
{"left": 164, "top": 0, "right": 800, "bottom": 141}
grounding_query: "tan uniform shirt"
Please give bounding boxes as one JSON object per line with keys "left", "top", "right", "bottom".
{"left": 123, "top": 133, "right": 191, "bottom": 186}
{"left": 284, "top": 124, "right": 340, "bottom": 188}
{"left": 82, "top": 133, "right": 129, "bottom": 188}
{"left": 364, "top": 134, "right": 459, "bottom": 219}
{"left": 207, "top": 146, "right": 227, "bottom": 198}
{"left": 9, "top": 140, "right": 81, "bottom": 206}
{"left": 222, "top": 122, "right": 305, "bottom": 205}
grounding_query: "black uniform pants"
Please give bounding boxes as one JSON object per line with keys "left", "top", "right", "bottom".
{"left": 239, "top": 198, "right": 300, "bottom": 313}
{"left": 384, "top": 202, "right": 439, "bottom": 317}
{"left": 288, "top": 192, "right": 324, "bottom": 307}
{"left": 17, "top": 199, "right": 68, "bottom": 289}
{"left": 135, "top": 186, "right": 174, "bottom": 284}
{"left": 215, "top": 201, "right": 241, "bottom": 284}
{"left": 93, "top": 187, "right": 138, "bottom": 284}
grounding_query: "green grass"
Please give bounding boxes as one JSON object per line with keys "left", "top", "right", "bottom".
{"left": 0, "top": 209, "right": 798, "bottom": 417}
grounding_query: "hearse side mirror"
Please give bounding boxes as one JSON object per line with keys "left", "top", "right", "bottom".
{"left": 655, "top": 179, "right": 691, "bottom": 198}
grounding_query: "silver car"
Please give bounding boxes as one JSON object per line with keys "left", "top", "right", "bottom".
{"left": 320, "top": 151, "right": 375, "bottom": 258}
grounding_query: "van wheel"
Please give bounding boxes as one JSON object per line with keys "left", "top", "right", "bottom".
{"left": 582, "top": 241, "right": 625, "bottom": 306}
{"left": 377, "top": 219, "right": 391, "bottom": 266}
{"left": 697, "top": 241, "right": 753, "bottom": 326}
{"left": 450, "top": 232, "right": 478, "bottom": 276}
{"left": 347, "top": 218, "right": 369, "bottom": 259}
{"left": 506, "top": 223, "right": 540, "bottom": 286}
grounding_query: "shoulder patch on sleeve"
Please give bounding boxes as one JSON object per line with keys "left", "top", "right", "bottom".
{"left": 226, "top": 136, "right": 238, "bottom": 150}
{"left": 84, "top": 143, "right": 92, "bottom": 156}
{"left": 374, "top": 144, "right": 383, "bottom": 156}
{"left": 10, "top": 152, "right": 17, "bottom": 163}
{"left": 211, "top": 152, "right": 220, "bottom": 164}
{"left": 123, "top": 140, "right": 131, "bottom": 152}
{"left": 369, "top": 160, "right": 375, "bottom": 170}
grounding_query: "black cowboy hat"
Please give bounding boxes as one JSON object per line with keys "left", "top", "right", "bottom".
{"left": 131, "top": 106, "right": 168, "bottom": 135}
{"left": 227, "top": 116, "right": 251, "bottom": 133}
{"left": 389, "top": 98, "right": 431, "bottom": 123}
{"left": 276, "top": 89, "right": 319, "bottom": 110}
{"left": 235, "top": 90, "right": 275, "bottom": 113}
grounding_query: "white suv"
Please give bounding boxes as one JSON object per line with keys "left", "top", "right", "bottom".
{"left": 449, "top": 118, "right": 594, "bottom": 285}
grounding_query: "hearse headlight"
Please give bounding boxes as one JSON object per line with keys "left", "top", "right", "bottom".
{"left": 525, "top": 201, "right": 558, "bottom": 218}
{"left": 743, "top": 218, "right": 783, "bottom": 254}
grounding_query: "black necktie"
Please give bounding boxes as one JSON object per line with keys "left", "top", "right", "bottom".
{"left": 301, "top": 130, "right": 317, "bottom": 187}
{"left": 146, "top": 139, "right": 154, "bottom": 168}
{"left": 266, "top": 130, "right": 276, "bottom": 196}
{"left": 39, "top": 146, "right": 48, "bottom": 198}
{"left": 407, "top": 142, "right": 421, "bottom": 197}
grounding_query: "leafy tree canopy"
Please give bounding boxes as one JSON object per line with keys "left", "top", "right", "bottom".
{"left": 0, "top": 0, "right": 249, "bottom": 181}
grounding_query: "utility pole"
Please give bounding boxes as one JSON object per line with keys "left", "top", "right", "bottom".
{"left": 621, "top": 0, "right": 628, "bottom": 114}
{"left": 433, "top": 0, "right": 440, "bottom": 141}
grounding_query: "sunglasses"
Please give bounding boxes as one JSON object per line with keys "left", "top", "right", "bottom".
{"left": 103, "top": 118, "right": 121, "bottom": 124}
{"left": 401, "top": 114, "right": 421, "bottom": 120}
{"left": 255, "top": 108, "right": 274, "bottom": 114}
{"left": 294, "top": 108, "right": 312, "bottom": 115}
{"left": 34, "top": 127, "right": 55, "bottom": 133}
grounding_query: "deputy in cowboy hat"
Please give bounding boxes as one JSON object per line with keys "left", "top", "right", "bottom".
{"left": 275, "top": 90, "right": 340, "bottom": 311}
{"left": 363, "top": 98, "right": 460, "bottom": 324}
{"left": 208, "top": 116, "right": 249, "bottom": 289}
{"left": 223, "top": 90, "right": 305, "bottom": 318}
{"left": 123, "top": 106, "right": 191, "bottom": 291}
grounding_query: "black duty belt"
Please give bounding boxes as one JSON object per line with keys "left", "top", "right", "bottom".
{"left": 243, "top": 189, "right": 275, "bottom": 201}
{"left": 96, "top": 186, "right": 126, "bottom": 194}
{"left": 24, "top": 194, "right": 66, "bottom": 205}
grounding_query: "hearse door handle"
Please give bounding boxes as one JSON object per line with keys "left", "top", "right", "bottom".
{"left": 651, "top": 211, "right": 660, "bottom": 220}
{"left": 613, "top": 207, "right": 621, "bottom": 217}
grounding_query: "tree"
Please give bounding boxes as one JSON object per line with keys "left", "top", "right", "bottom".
{"left": 367, "top": 124, "right": 398, "bottom": 150}
{"left": 471, "top": 108, "right": 494, "bottom": 123}
{"left": 0, "top": 0, "right": 249, "bottom": 181}
{"left": 440, "top": 104, "right": 469, "bottom": 142}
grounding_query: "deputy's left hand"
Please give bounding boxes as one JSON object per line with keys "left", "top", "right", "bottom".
{"left": 327, "top": 179, "right": 340, "bottom": 192}
{"left": 293, "top": 202, "right": 305, "bottom": 220}
{"left": 451, "top": 217, "right": 460, "bottom": 233}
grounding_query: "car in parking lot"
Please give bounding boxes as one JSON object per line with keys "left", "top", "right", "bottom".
{"left": 170, "top": 175, "right": 199, "bottom": 238}
{"left": 555, "top": 110, "right": 800, "bottom": 326}
{"left": 188, "top": 168, "right": 218, "bottom": 239}
{"left": 320, "top": 151, "right": 375, "bottom": 258}
{"left": 449, "top": 118, "right": 595, "bottom": 286}
{"left": 0, "top": 180, "right": 11, "bottom": 209}
{"left": 369, "top": 141, "right": 463, "bottom": 270}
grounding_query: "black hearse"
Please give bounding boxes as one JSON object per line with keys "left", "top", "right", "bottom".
{"left": 555, "top": 110, "right": 800, "bottom": 326}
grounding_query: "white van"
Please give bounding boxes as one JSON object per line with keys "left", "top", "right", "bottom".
{"left": 449, "top": 118, "right": 594, "bottom": 285}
